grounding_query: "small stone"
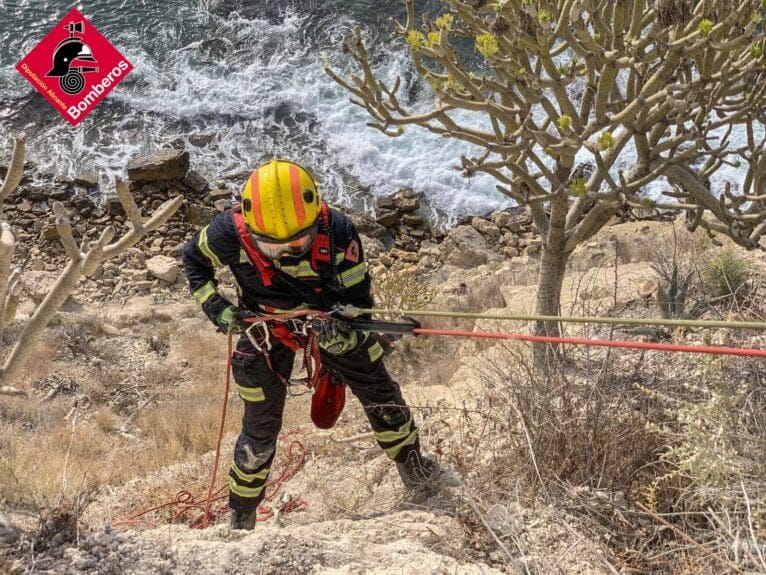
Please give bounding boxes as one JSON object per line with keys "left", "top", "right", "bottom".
{"left": 132, "top": 281, "right": 153, "bottom": 291}
{"left": 44, "top": 263, "right": 57, "bottom": 272}
{"left": 524, "top": 243, "right": 541, "bottom": 255}
{"left": 380, "top": 254, "right": 394, "bottom": 266}
{"left": 214, "top": 198, "right": 232, "bottom": 212}
{"left": 503, "top": 247, "right": 520, "bottom": 258}
{"left": 166, "top": 243, "right": 185, "bottom": 258}
{"left": 31, "top": 259, "right": 45, "bottom": 271}
{"left": 42, "top": 224, "right": 59, "bottom": 241}
{"left": 491, "top": 210, "right": 513, "bottom": 229}
{"left": 123, "top": 268, "right": 148, "bottom": 281}
{"left": 48, "top": 187, "right": 71, "bottom": 201}
{"left": 392, "top": 249, "right": 419, "bottom": 263}
{"left": 209, "top": 187, "right": 232, "bottom": 200}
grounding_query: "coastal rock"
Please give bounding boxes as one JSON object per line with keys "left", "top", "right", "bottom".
{"left": 471, "top": 217, "right": 501, "bottom": 239}
{"left": 401, "top": 213, "right": 425, "bottom": 227}
{"left": 391, "top": 249, "right": 419, "bottom": 263}
{"left": 127, "top": 148, "right": 190, "bottom": 182}
{"left": 181, "top": 169, "right": 210, "bottom": 194}
{"left": 347, "top": 212, "right": 388, "bottom": 240}
{"left": 375, "top": 209, "right": 399, "bottom": 228}
{"left": 185, "top": 204, "right": 217, "bottom": 227}
{"left": 146, "top": 255, "right": 180, "bottom": 283}
{"left": 74, "top": 173, "right": 100, "bottom": 188}
{"left": 393, "top": 189, "right": 420, "bottom": 214}
{"left": 376, "top": 196, "right": 396, "bottom": 210}
{"left": 440, "top": 225, "right": 498, "bottom": 268}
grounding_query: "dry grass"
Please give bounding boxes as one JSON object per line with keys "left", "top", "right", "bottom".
{"left": 0, "top": 312, "right": 239, "bottom": 514}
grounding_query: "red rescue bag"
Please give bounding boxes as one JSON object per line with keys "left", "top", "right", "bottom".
{"left": 310, "top": 371, "right": 346, "bottom": 429}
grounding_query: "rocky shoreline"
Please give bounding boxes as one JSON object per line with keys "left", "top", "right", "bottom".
{"left": 1, "top": 145, "right": 670, "bottom": 308}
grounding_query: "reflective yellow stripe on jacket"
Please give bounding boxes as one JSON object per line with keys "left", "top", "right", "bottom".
{"left": 340, "top": 263, "right": 368, "bottom": 288}
{"left": 197, "top": 226, "right": 223, "bottom": 268}
{"left": 193, "top": 281, "right": 217, "bottom": 305}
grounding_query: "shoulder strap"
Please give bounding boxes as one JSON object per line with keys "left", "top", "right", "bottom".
{"left": 311, "top": 202, "right": 342, "bottom": 292}
{"left": 231, "top": 210, "right": 275, "bottom": 287}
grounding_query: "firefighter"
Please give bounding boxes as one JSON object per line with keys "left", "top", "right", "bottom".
{"left": 182, "top": 160, "right": 441, "bottom": 530}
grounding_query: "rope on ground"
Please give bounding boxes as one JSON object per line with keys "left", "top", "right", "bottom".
{"left": 113, "top": 335, "right": 307, "bottom": 530}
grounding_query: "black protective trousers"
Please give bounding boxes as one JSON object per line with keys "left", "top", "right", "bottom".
{"left": 227, "top": 332, "right": 420, "bottom": 512}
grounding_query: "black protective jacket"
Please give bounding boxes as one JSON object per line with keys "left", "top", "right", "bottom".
{"left": 182, "top": 207, "right": 373, "bottom": 322}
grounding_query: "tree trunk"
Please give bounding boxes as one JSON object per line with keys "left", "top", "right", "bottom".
{"left": 534, "top": 246, "right": 569, "bottom": 370}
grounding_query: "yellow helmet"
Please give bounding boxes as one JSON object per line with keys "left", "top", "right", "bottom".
{"left": 241, "top": 159, "right": 321, "bottom": 240}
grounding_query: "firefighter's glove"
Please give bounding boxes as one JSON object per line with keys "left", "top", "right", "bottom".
{"left": 216, "top": 305, "right": 248, "bottom": 335}
{"left": 318, "top": 320, "right": 359, "bottom": 355}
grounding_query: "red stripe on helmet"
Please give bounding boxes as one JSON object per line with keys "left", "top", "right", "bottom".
{"left": 250, "top": 169, "right": 265, "bottom": 232}
{"left": 289, "top": 164, "right": 306, "bottom": 227}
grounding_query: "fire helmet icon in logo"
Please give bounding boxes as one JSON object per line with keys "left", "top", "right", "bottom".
{"left": 45, "top": 21, "right": 99, "bottom": 95}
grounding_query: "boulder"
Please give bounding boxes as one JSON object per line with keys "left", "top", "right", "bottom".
{"left": 391, "top": 248, "right": 419, "bottom": 263}
{"left": 401, "top": 213, "right": 425, "bottom": 227}
{"left": 376, "top": 195, "right": 396, "bottom": 210}
{"left": 181, "top": 169, "right": 210, "bottom": 194}
{"left": 146, "top": 255, "right": 180, "bottom": 283}
{"left": 393, "top": 189, "right": 420, "bottom": 214}
{"left": 491, "top": 210, "right": 513, "bottom": 229}
{"left": 74, "top": 173, "right": 100, "bottom": 188}
{"left": 471, "top": 217, "right": 501, "bottom": 239}
{"left": 127, "top": 148, "right": 190, "bottom": 182}
{"left": 375, "top": 208, "right": 399, "bottom": 228}
{"left": 186, "top": 203, "right": 217, "bottom": 227}
{"left": 440, "top": 225, "right": 500, "bottom": 268}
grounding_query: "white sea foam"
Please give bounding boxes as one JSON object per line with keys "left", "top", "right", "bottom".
{"left": 1, "top": 3, "right": 760, "bottom": 223}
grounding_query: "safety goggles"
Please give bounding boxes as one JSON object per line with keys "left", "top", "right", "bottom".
{"left": 252, "top": 225, "right": 318, "bottom": 260}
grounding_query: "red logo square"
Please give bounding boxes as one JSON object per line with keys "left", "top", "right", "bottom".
{"left": 15, "top": 8, "right": 133, "bottom": 127}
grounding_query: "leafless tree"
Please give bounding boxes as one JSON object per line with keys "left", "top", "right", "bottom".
{"left": 0, "top": 134, "right": 183, "bottom": 394}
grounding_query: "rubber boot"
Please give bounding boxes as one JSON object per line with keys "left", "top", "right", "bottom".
{"left": 228, "top": 508, "right": 257, "bottom": 530}
{"left": 396, "top": 450, "right": 442, "bottom": 495}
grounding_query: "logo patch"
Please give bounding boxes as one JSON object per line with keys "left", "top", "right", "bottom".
{"left": 16, "top": 8, "right": 133, "bottom": 126}
{"left": 345, "top": 240, "right": 360, "bottom": 263}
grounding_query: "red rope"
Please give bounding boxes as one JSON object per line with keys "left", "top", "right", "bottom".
{"left": 414, "top": 328, "right": 766, "bottom": 358}
{"left": 114, "top": 336, "right": 307, "bottom": 530}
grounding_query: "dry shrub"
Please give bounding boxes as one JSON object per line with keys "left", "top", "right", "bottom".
{"left": 702, "top": 248, "right": 750, "bottom": 298}
{"left": 477, "top": 344, "right": 663, "bottom": 495}
{"left": 372, "top": 266, "right": 436, "bottom": 316}
{"left": 458, "top": 332, "right": 766, "bottom": 572}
